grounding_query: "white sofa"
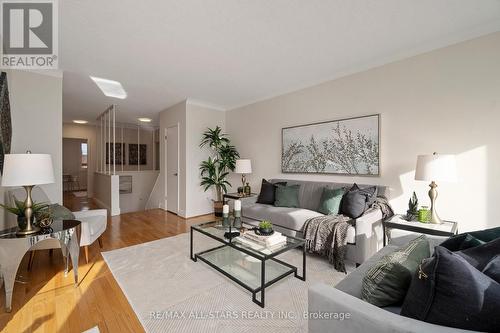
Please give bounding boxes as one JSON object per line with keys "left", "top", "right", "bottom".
{"left": 7, "top": 187, "right": 107, "bottom": 264}
{"left": 240, "top": 179, "right": 386, "bottom": 265}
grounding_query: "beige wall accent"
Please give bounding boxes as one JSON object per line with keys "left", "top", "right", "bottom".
{"left": 226, "top": 32, "right": 500, "bottom": 232}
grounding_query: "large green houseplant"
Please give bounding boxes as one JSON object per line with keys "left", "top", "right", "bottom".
{"left": 199, "top": 126, "right": 239, "bottom": 216}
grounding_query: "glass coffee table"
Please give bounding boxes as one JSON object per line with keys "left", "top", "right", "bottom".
{"left": 190, "top": 221, "right": 306, "bottom": 308}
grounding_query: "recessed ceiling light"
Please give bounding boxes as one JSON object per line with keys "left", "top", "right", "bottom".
{"left": 73, "top": 120, "right": 88, "bottom": 124}
{"left": 90, "top": 76, "right": 127, "bottom": 99}
{"left": 138, "top": 117, "right": 152, "bottom": 123}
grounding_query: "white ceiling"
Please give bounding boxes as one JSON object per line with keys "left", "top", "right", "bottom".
{"left": 61, "top": 0, "right": 500, "bottom": 124}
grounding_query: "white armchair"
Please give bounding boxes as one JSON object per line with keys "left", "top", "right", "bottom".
{"left": 6, "top": 187, "right": 107, "bottom": 265}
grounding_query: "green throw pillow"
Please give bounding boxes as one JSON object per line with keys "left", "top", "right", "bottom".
{"left": 274, "top": 184, "right": 300, "bottom": 208}
{"left": 49, "top": 204, "right": 75, "bottom": 220}
{"left": 318, "top": 187, "right": 344, "bottom": 215}
{"left": 362, "top": 235, "right": 430, "bottom": 307}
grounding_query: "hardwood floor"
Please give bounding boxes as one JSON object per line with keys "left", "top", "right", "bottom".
{"left": 0, "top": 193, "right": 214, "bottom": 333}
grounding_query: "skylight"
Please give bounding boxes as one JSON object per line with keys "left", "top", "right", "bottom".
{"left": 90, "top": 76, "right": 127, "bottom": 99}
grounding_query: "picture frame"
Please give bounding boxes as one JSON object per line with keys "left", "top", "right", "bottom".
{"left": 281, "top": 114, "right": 380, "bottom": 176}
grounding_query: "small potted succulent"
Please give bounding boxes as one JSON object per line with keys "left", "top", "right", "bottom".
{"left": 257, "top": 220, "right": 274, "bottom": 236}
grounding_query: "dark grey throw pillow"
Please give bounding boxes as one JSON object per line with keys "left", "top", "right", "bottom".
{"left": 256, "top": 179, "right": 287, "bottom": 205}
{"left": 362, "top": 235, "right": 430, "bottom": 307}
{"left": 340, "top": 184, "right": 377, "bottom": 218}
{"left": 274, "top": 184, "right": 300, "bottom": 208}
{"left": 401, "top": 246, "right": 500, "bottom": 332}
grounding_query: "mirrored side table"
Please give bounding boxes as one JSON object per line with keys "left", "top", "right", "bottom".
{"left": 0, "top": 219, "right": 81, "bottom": 312}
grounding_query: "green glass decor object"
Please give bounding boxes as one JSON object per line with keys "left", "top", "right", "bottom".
{"left": 418, "top": 206, "right": 431, "bottom": 223}
{"left": 237, "top": 186, "right": 244, "bottom": 194}
{"left": 244, "top": 183, "right": 251, "bottom": 196}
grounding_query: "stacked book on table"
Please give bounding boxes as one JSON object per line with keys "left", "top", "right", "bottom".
{"left": 235, "top": 230, "right": 287, "bottom": 252}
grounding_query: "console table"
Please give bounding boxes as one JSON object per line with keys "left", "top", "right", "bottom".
{"left": 223, "top": 192, "right": 258, "bottom": 203}
{"left": 0, "top": 219, "right": 81, "bottom": 312}
{"left": 383, "top": 215, "right": 458, "bottom": 246}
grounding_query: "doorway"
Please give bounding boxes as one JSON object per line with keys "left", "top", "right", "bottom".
{"left": 165, "top": 125, "right": 179, "bottom": 214}
{"left": 63, "top": 138, "right": 89, "bottom": 197}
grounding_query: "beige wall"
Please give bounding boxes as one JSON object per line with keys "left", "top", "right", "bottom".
{"left": 63, "top": 123, "right": 97, "bottom": 196}
{"left": 1, "top": 70, "right": 62, "bottom": 229}
{"left": 62, "top": 138, "right": 88, "bottom": 190}
{"left": 226, "top": 32, "right": 500, "bottom": 232}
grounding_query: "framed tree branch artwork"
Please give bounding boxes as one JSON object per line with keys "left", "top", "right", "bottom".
{"left": 282, "top": 114, "right": 380, "bottom": 176}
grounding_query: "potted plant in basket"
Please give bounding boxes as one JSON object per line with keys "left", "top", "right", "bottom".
{"left": 199, "top": 126, "right": 240, "bottom": 217}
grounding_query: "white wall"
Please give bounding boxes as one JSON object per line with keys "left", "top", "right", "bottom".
{"left": 93, "top": 172, "right": 120, "bottom": 216}
{"left": 185, "top": 102, "right": 225, "bottom": 217}
{"left": 0, "top": 70, "right": 63, "bottom": 229}
{"left": 159, "top": 101, "right": 187, "bottom": 216}
{"left": 117, "top": 170, "right": 159, "bottom": 213}
{"left": 226, "top": 32, "right": 500, "bottom": 232}
{"left": 159, "top": 100, "right": 225, "bottom": 218}
{"left": 63, "top": 123, "right": 97, "bottom": 196}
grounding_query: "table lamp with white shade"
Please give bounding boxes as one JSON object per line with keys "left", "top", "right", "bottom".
{"left": 234, "top": 159, "right": 252, "bottom": 190}
{"left": 1, "top": 153, "right": 55, "bottom": 235}
{"left": 414, "top": 153, "right": 457, "bottom": 224}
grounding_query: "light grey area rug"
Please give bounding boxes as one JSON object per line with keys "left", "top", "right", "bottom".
{"left": 102, "top": 232, "right": 348, "bottom": 333}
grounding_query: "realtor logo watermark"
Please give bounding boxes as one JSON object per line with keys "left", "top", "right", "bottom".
{"left": 1, "top": 0, "right": 58, "bottom": 69}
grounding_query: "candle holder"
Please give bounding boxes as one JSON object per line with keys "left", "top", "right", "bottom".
{"left": 224, "top": 216, "right": 240, "bottom": 240}
{"left": 222, "top": 213, "right": 230, "bottom": 227}
{"left": 234, "top": 210, "right": 242, "bottom": 229}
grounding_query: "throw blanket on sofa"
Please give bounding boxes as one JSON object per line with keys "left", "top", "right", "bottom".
{"left": 303, "top": 196, "right": 394, "bottom": 273}
{"left": 303, "top": 214, "right": 352, "bottom": 273}
{"left": 371, "top": 196, "right": 394, "bottom": 220}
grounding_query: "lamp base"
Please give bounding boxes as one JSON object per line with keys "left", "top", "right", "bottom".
{"left": 16, "top": 185, "right": 41, "bottom": 236}
{"left": 428, "top": 181, "right": 443, "bottom": 224}
{"left": 16, "top": 226, "right": 41, "bottom": 236}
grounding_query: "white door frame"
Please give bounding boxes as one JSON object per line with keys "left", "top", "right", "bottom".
{"left": 164, "top": 124, "right": 180, "bottom": 214}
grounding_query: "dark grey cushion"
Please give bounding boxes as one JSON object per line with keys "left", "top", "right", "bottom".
{"left": 256, "top": 179, "right": 287, "bottom": 205}
{"left": 401, "top": 245, "right": 500, "bottom": 332}
{"left": 341, "top": 184, "right": 378, "bottom": 219}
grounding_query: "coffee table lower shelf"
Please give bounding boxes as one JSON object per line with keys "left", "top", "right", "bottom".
{"left": 192, "top": 245, "right": 304, "bottom": 308}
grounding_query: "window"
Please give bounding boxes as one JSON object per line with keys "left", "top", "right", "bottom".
{"left": 81, "top": 142, "right": 88, "bottom": 168}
